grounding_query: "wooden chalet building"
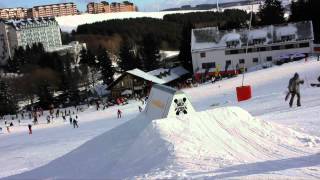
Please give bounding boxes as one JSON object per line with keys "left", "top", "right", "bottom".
{"left": 107, "top": 66, "right": 189, "bottom": 98}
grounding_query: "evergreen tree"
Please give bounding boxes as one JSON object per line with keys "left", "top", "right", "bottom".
{"left": 118, "top": 38, "right": 139, "bottom": 71}
{"left": 178, "top": 22, "right": 194, "bottom": 73}
{"left": 290, "top": 0, "right": 311, "bottom": 22}
{"left": 79, "top": 48, "right": 99, "bottom": 86}
{"left": 140, "top": 33, "right": 161, "bottom": 71}
{"left": 37, "top": 82, "right": 54, "bottom": 109}
{"left": 0, "top": 79, "right": 17, "bottom": 116}
{"left": 97, "top": 46, "right": 114, "bottom": 85}
{"left": 289, "top": 0, "right": 320, "bottom": 43}
{"left": 258, "top": 0, "right": 285, "bottom": 25}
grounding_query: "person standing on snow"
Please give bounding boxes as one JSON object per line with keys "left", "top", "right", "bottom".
{"left": 138, "top": 106, "right": 143, "bottom": 112}
{"left": 6, "top": 124, "right": 10, "bottom": 133}
{"left": 47, "top": 115, "right": 51, "bottom": 124}
{"left": 28, "top": 124, "right": 32, "bottom": 134}
{"left": 286, "top": 73, "right": 304, "bottom": 107}
{"left": 117, "top": 109, "right": 122, "bottom": 119}
{"left": 73, "top": 116, "right": 79, "bottom": 128}
{"left": 69, "top": 116, "right": 73, "bottom": 125}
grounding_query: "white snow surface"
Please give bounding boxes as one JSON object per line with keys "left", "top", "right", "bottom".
{"left": 56, "top": 11, "right": 210, "bottom": 32}
{"left": 1, "top": 58, "right": 320, "bottom": 179}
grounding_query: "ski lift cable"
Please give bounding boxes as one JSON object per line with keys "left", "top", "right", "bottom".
{"left": 242, "top": 0, "right": 254, "bottom": 86}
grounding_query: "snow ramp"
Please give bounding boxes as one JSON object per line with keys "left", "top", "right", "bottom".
{"left": 7, "top": 107, "right": 319, "bottom": 179}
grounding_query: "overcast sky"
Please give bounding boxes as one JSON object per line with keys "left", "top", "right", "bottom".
{"left": 0, "top": 0, "right": 242, "bottom": 12}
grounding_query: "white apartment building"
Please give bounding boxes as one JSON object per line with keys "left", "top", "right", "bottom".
{"left": 191, "top": 21, "right": 314, "bottom": 79}
{"left": 0, "top": 17, "right": 62, "bottom": 65}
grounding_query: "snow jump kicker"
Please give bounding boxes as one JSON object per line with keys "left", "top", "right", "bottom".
{"left": 144, "top": 84, "right": 195, "bottom": 120}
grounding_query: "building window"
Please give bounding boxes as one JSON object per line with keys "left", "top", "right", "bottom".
{"left": 267, "top": 56, "right": 272, "bottom": 62}
{"left": 200, "top": 52, "right": 206, "bottom": 58}
{"left": 239, "top": 59, "right": 245, "bottom": 64}
{"left": 281, "top": 35, "right": 295, "bottom": 41}
{"left": 272, "top": 46, "right": 280, "bottom": 50}
{"left": 258, "top": 47, "right": 266, "bottom": 52}
{"left": 285, "top": 44, "right": 294, "bottom": 49}
{"left": 226, "top": 60, "right": 232, "bottom": 65}
{"left": 202, "top": 62, "right": 216, "bottom": 69}
{"left": 299, "top": 42, "right": 309, "bottom": 48}
{"left": 253, "top": 58, "right": 258, "bottom": 63}
{"left": 230, "top": 50, "right": 239, "bottom": 54}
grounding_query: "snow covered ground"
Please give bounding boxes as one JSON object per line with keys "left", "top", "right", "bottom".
{"left": 56, "top": 11, "right": 210, "bottom": 32}
{"left": 1, "top": 57, "right": 320, "bottom": 179}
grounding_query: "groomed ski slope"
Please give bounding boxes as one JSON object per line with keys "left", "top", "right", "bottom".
{"left": 1, "top": 58, "right": 320, "bottom": 179}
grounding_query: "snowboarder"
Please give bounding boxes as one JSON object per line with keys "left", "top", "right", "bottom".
{"left": 73, "top": 117, "right": 79, "bottom": 128}
{"left": 117, "top": 109, "right": 122, "bottom": 119}
{"left": 286, "top": 73, "right": 304, "bottom": 107}
{"left": 28, "top": 124, "right": 32, "bottom": 134}
{"left": 138, "top": 106, "right": 143, "bottom": 112}
{"left": 62, "top": 115, "right": 66, "bottom": 122}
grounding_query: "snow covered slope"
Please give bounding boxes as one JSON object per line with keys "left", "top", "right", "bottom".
{"left": 184, "top": 58, "right": 320, "bottom": 136}
{"left": 1, "top": 58, "right": 320, "bottom": 179}
{"left": 57, "top": 11, "right": 209, "bottom": 32}
{"left": 8, "top": 106, "right": 319, "bottom": 179}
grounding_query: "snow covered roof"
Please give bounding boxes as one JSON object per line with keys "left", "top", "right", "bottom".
{"left": 127, "top": 68, "right": 164, "bottom": 84}
{"left": 275, "top": 25, "right": 297, "bottom": 37}
{"left": 109, "top": 66, "right": 189, "bottom": 89}
{"left": 222, "top": 33, "right": 241, "bottom": 42}
{"left": 191, "top": 21, "right": 313, "bottom": 51}
{"left": 1, "top": 17, "right": 58, "bottom": 31}
{"left": 248, "top": 29, "right": 268, "bottom": 40}
{"left": 129, "top": 66, "right": 189, "bottom": 84}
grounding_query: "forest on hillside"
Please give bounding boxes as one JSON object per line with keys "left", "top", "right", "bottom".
{"left": 72, "top": 10, "right": 250, "bottom": 52}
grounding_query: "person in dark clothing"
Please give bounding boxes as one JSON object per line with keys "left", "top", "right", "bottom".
{"left": 62, "top": 116, "right": 66, "bottom": 122}
{"left": 69, "top": 116, "right": 73, "bottom": 125}
{"left": 73, "top": 118, "right": 79, "bottom": 128}
{"left": 28, "top": 124, "right": 32, "bottom": 134}
{"left": 56, "top": 109, "right": 60, "bottom": 118}
{"left": 47, "top": 115, "right": 51, "bottom": 124}
{"left": 138, "top": 106, "right": 143, "bottom": 112}
{"left": 286, "top": 73, "right": 304, "bottom": 107}
{"left": 117, "top": 109, "right": 122, "bottom": 119}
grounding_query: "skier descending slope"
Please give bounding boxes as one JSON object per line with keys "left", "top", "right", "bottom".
{"left": 285, "top": 73, "right": 304, "bottom": 107}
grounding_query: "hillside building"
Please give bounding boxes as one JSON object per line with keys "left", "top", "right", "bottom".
{"left": 191, "top": 21, "right": 314, "bottom": 79}
{"left": 28, "top": 2, "right": 78, "bottom": 18}
{"left": 0, "top": 17, "right": 62, "bottom": 65}
{"left": 87, "top": 1, "right": 136, "bottom": 14}
{"left": 0, "top": 8, "right": 28, "bottom": 20}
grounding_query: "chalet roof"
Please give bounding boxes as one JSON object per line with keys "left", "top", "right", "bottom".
{"left": 127, "top": 68, "right": 164, "bottom": 84}
{"left": 191, "top": 21, "right": 313, "bottom": 51}
{"left": 108, "top": 66, "right": 189, "bottom": 89}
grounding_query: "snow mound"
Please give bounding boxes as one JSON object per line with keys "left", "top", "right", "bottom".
{"left": 8, "top": 106, "right": 319, "bottom": 179}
